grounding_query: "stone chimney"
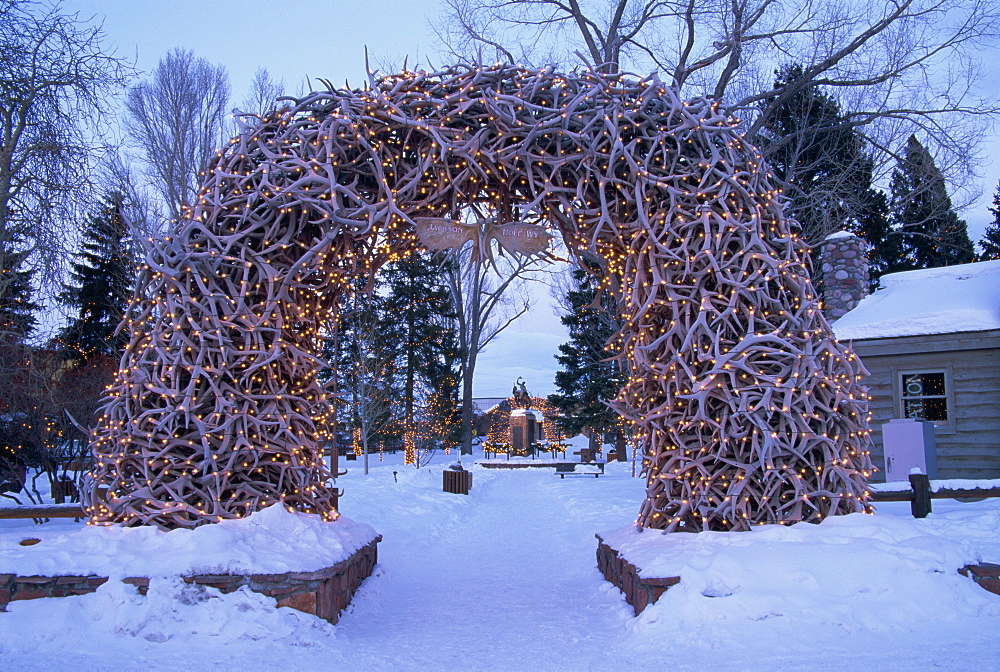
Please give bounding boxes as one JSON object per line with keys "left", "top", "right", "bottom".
{"left": 818, "top": 231, "right": 870, "bottom": 321}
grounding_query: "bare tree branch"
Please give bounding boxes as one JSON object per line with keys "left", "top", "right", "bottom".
{"left": 125, "top": 48, "right": 230, "bottom": 223}
{"left": 434, "top": 0, "right": 1000, "bottom": 207}
{"left": 446, "top": 229, "right": 546, "bottom": 454}
{"left": 0, "top": 0, "right": 132, "bottom": 303}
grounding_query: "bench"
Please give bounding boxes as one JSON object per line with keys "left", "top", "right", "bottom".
{"left": 555, "top": 462, "right": 604, "bottom": 479}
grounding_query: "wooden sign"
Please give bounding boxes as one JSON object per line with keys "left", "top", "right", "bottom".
{"left": 413, "top": 217, "right": 552, "bottom": 259}
{"left": 413, "top": 217, "right": 477, "bottom": 250}
{"left": 489, "top": 222, "right": 553, "bottom": 256}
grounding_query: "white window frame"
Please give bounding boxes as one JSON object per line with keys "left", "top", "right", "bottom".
{"left": 894, "top": 366, "right": 955, "bottom": 433}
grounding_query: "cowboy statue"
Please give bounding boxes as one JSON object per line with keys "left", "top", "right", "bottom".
{"left": 512, "top": 377, "right": 531, "bottom": 408}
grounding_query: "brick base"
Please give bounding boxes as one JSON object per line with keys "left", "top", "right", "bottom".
{"left": 0, "top": 536, "right": 380, "bottom": 624}
{"left": 595, "top": 534, "right": 678, "bottom": 615}
{"left": 476, "top": 461, "right": 576, "bottom": 469}
{"left": 960, "top": 563, "right": 1000, "bottom": 596}
{"left": 596, "top": 538, "right": 1000, "bottom": 616}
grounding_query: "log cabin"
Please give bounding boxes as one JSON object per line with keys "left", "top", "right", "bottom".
{"left": 823, "top": 236, "right": 1000, "bottom": 480}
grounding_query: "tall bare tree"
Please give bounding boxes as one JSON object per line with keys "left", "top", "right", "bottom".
{"left": 0, "top": 2, "right": 130, "bottom": 497}
{"left": 125, "top": 47, "right": 230, "bottom": 222}
{"left": 240, "top": 67, "right": 285, "bottom": 117}
{"left": 0, "top": 0, "right": 131, "bottom": 306}
{"left": 447, "top": 235, "right": 544, "bottom": 454}
{"left": 435, "top": 0, "right": 1000, "bottom": 231}
{"left": 104, "top": 152, "right": 161, "bottom": 242}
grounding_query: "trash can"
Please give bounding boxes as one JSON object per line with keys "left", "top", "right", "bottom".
{"left": 443, "top": 465, "right": 472, "bottom": 495}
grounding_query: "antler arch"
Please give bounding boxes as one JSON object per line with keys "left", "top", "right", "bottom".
{"left": 87, "top": 64, "right": 871, "bottom": 531}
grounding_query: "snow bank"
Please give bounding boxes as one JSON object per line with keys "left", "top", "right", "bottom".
{"left": 832, "top": 259, "right": 1000, "bottom": 340}
{"left": 602, "top": 510, "right": 1000, "bottom": 636}
{"left": 0, "top": 504, "right": 379, "bottom": 578}
{"left": 823, "top": 230, "right": 862, "bottom": 242}
{"left": 5, "top": 577, "right": 338, "bottom": 646}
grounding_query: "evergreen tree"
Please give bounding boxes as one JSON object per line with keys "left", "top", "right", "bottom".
{"left": 750, "top": 66, "right": 963, "bottom": 287}
{"left": 322, "top": 276, "right": 399, "bottom": 458}
{"left": 889, "top": 135, "right": 975, "bottom": 270}
{"left": 752, "top": 64, "right": 878, "bottom": 245}
{"left": 58, "top": 192, "right": 136, "bottom": 361}
{"left": 851, "top": 187, "right": 903, "bottom": 288}
{"left": 0, "top": 256, "right": 38, "bottom": 339}
{"left": 978, "top": 180, "right": 1000, "bottom": 261}
{"left": 379, "top": 252, "right": 460, "bottom": 436}
{"left": 548, "top": 266, "right": 626, "bottom": 447}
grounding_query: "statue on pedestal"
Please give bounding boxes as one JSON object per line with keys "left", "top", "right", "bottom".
{"left": 512, "top": 377, "right": 531, "bottom": 408}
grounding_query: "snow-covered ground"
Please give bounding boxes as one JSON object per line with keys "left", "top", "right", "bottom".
{"left": 2, "top": 450, "right": 999, "bottom": 671}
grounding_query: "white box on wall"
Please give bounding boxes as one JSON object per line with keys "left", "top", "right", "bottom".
{"left": 882, "top": 418, "right": 938, "bottom": 482}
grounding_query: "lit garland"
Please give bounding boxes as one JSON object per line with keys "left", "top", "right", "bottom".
{"left": 483, "top": 396, "right": 565, "bottom": 456}
{"left": 403, "top": 430, "right": 416, "bottom": 466}
{"left": 85, "top": 64, "right": 871, "bottom": 532}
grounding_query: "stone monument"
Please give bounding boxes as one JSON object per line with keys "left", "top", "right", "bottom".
{"left": 509, "top": 378, "right": 544, "bottom": 453}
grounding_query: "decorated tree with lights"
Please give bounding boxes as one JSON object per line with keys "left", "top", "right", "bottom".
{"left": 86, "top": 65, "right": 872, "bottom": 532}
{"left": 380, "top": 252, "right": 460, "bottom": 438}
{"left": 0, "top": 237, "right": 41, "bottom": 486}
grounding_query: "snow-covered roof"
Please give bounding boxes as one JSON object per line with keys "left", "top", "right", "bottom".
{"left": 832, "top": 259, "right": 1000, "bottom": 341}
{"left": 472, "top": 397, "right": 507, "bottom": 414}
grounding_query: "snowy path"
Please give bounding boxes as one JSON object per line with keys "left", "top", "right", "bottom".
{"left": 336, "top": 464, "right": 643, "bottom": 670}
{"left": 3, "top": 455, "right": 1000, "bottom": 671}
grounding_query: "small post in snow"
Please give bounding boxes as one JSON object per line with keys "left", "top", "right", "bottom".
{"left": 908, "top": 472, "right": 932, "bottom": 518}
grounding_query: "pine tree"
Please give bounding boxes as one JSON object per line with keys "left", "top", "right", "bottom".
{"left": 889, "top": 135, "right": 975, "bottom": 270}
{"left": 0, "top": 259, "right": 38, "bottom": 339}
{"left": 58, "top": 192, "right": 136, "bottom": 361}
{"left": 750, "top": 66, "right": 965, "bottom": 287}
{"left": 322, "top": 276, "right": 399, "bottom": 460}
{"left": 753, "top": 65, "right": 879, "bottom": 245}
{"left": 852, "top": 187, "right": 913, "bottom": 288}
{"left": 978, "top": 180, "right": 1000, "bottom": 261}
{"left": 379, "top": 252, "right": 460, "bottom": 435}
{"left": 548, "top": 266, "right": 626, "bottom": 446}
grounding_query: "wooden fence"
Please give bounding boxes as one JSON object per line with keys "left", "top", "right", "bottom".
{"left": 0, "top": 503, "right": 84, "bottom": 520}
{"left": 870, "top": 474, "right": 1000, "bottom": 518}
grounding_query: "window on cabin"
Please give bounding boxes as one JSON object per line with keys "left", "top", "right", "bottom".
{"left": 900, "top": 371, "right": 948, "bottom": 423}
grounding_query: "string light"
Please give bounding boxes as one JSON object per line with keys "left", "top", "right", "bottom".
{"left": 85, "top": 64, "right": 872, "bottom": 533}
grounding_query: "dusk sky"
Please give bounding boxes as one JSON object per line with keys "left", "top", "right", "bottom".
{"left": 60, "top": 0, "right": 1000, "bottom": 397}
{"left": 61, "top": 0, "right": 572, "bottom": 399}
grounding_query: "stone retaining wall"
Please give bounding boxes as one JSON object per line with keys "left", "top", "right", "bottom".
{"left": 595, "top": 534, "right": 679, "bottom": 615}
{"left": 596, "top": 533, "right": 999, "bottom": 616}
{"left": 0, "top": 536, "right": 380, "bottom": 624}
{"left": 476, "top": 461, "right": 573, "bottom": 469}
